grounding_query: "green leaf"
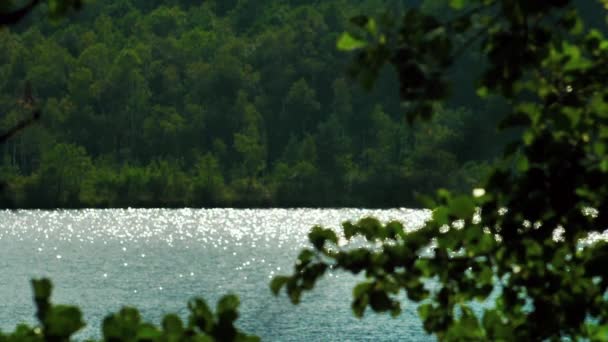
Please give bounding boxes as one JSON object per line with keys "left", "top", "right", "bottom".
{"left": 449, "top": 0, "right": 466, "bottom": 9}
{"left": 31, "top": 279, "right": 52, "bottom": 302}
{"left": 446, "top": 306, "right": 483, "bottom": 340}
{"left": 162, "top": 314, "right": 183, "bottom": 336}
{"left": 136, "top": 324, "right": 161, "bottom": 340}
{"left": 308, "top": 226, "right": 338, "bottom": 249}
{"left": 356, "top": 217, "right": 383, "bottom": 240}
{"left": 353, "top": 282, "right": 372, "bottom": 299}
{"left": 448, "top": 195, "right": 475, "bottom": 219}
{"left": 601, "top": 159, "right": 608, "bottom": 172}
{"left": 476, "top": 86, "right": 488, "bottom": 98}
{"left": 217, "top": 295, "right": 240, "bottom": 322}
{"left": 368, "top": 290, "right": 393, "bottom": 312}
{"left": 297, "top": 249, "right": 315, "bottom": 267}
{"left": 44, "top": 305, "right": 85, "bottom": 338}
{"left": 188, "top": 298, "right": 214, "bottom": 332}
{"left": 270, "top": 276, "right": 289, "bottom": 295}
{"left": 337, "top": 32, "right": 367, "bottom": 51}
{"left": 365, "top": 18, "right": 377, "bottom": 35}
{"left": 517, "top": 156, "right": 529, "bottom": 172}
{"left": 384, "top": 221, "right": 405, "bottom": 239}
{"left": 418, "top": 303, "right": 433, "bottom": 321}
{"left": 432, "top": 206, "right": 450, "bottom": 226}
{"left": 102, "top": 307, "right": 141, "bottom": 340}
{"left": 592, "top": 324, "right": 608, "bottom": 341}
{"left": 343, "top": 222, "right": 357, "bottom": 239}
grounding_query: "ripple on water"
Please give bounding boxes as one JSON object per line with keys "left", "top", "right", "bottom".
{"left": 0, "top": 208, "right": 433, "bottom": 341}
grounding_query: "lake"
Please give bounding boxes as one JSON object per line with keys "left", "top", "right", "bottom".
{"left": 0, "top": 208, "right": 434, "bottom": 341}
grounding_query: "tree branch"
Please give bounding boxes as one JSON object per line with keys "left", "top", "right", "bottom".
{"left": 0, "top": 109, "right": 41, "bottom": 144}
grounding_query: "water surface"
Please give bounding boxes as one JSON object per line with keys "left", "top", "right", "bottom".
{"left": 0, "top": 208, "right": 433, "bottom": 341}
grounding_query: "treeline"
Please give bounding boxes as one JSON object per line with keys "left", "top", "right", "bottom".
{"left": 0, "top": 0, "right": 505, "bottom": 208}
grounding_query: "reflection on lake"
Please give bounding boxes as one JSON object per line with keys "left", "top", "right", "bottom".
{"left": 0, "top": 208, "right": 433, "bottom": 341}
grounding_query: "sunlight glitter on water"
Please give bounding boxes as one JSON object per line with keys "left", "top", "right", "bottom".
{"left": 0, "top": 208, "right": 433, "bottom": 341}
{"left": 0, "top": 208, "right": 431, "bottom": 251}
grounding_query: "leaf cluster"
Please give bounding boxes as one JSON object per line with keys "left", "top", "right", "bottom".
{"left": 274, "top": 1, "right": 608, "bottom": 340}
{"left": 0, "top": 279, "right": 259, "bottom": 342}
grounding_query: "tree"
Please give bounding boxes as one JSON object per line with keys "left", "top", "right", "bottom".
{"left": 233, "top": 94, "right": 266, "bottom": 184}
{"left": 143, "top": 6, "right": 186, "bottom": 37}
{"left": 191, "top": 152, "right": 226, "bottom": 206}
{"left": 25, "top": 142, "right": 92, "bottom": 206}
{"left": 274, "top": 1, "right": 608, "bottom": 340}
{"left": 2, "top": 0, "right": 498, "bottom": 208}
{"left": 282, "top": 78, "right": 321, "bottom": 135}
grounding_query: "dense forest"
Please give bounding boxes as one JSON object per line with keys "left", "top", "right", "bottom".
{"left": 0, "top": 0, "right": 508, "bottom": 208}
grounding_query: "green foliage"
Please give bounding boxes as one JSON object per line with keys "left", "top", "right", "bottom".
{"left": 274, "top": 1, "right": 608, "bottom": 340}
{"left": 0, "top": 279, "right": 258, "bottom": 342}
{"left": 8, "top": 0, "right": 608, "bottom": 341}
{"left": 337, "top": 32, "right": 367, "bottom": 51}
{"left": 0, "top": 0, "right": 501, "bottom": 209}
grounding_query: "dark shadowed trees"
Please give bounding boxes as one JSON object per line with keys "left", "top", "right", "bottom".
{"left": 274, "top": 1, "right": 608, "bottom": 340}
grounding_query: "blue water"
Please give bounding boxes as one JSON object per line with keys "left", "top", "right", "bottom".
{"left": 0, "top": 208, "right": 434, "bottom": 341}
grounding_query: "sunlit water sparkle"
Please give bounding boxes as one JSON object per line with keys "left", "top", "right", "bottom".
{"left": 0, "top": 208, "right": 434, "bottom": 341}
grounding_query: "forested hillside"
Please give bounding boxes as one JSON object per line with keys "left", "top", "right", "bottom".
{"left": 0, "top": 0, "right": 506, "bottom": 208}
